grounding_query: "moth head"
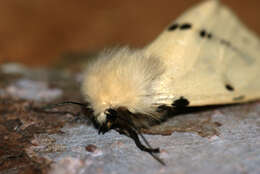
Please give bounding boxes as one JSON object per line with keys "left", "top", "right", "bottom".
{"left": 81, "top": 47, "right": 165, "bottom": 130}
{"left": 93, "top": 106, "right": 140, "bottom": 135}
{"left": 97, "top": 108, "right": 118, "bottom": 134}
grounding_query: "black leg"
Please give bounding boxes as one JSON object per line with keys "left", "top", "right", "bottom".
{"left": 127, "top": 129, "right": 166, "bottom": 165}
{"left": 128, "top": 129, "right": 159, "bottom": 153}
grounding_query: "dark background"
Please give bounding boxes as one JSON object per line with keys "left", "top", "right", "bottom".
{"left": 0, "top": 0, "right": 259, "bottom": 66}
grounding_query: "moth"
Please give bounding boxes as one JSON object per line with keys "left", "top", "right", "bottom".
{"left": 46, "top": 0, "right": 260, "bottom": 165}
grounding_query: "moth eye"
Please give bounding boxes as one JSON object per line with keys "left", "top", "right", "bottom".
{"left": 106, "top": 108, "right": 117, "bottom": 121}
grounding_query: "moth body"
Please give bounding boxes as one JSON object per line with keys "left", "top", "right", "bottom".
{"left": 56, "top": 0, "right": 260, "bottom": 164}
{"left": 82, "top": 0, "right": 260, "bottom": 131}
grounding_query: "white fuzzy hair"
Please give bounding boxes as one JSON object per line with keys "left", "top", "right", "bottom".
{"left": 81, "top": 47, "right": 165, "bottom": 123}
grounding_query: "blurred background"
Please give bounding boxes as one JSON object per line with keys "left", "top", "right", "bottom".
{"left": 0, "top": 0, "right": 259, "bottom": 67}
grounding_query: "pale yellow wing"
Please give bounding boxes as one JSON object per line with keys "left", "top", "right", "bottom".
{"left": 145, "top": 0, "right": 260, "bottom": 107}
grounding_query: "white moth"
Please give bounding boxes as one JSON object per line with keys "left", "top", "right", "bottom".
{"left": 49, "top": 0, "right": 260, "bottom": 164}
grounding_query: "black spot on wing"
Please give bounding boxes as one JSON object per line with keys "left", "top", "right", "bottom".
{"left": 168, "top": 23, "right": 192, "bottom": 31}
{"left": 225, "top": 84, "right": 234, "bottom": 92}
{"left": 180, "top": 23, "right": 192, "bottom": 30}
{"left": 168, "top": 23, "right": 179, "bottom": 31}
{"left": 172, "top": 97, "right": 190, "bottom": 108}
{"left": 200, "top": 30, "right": 206, "bottom": 37}
{"left": 199, "top": 29, "right": 212, "bottom": 39}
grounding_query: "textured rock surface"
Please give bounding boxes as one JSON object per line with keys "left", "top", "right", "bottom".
{"left": 0, "top": 63, "right": 260, "bottom": 174}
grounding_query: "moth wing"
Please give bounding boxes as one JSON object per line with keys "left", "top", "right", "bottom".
{"left": 145, "top": 0, "right": 260, "bottom": 107}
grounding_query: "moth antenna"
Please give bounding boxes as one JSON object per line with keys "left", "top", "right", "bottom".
{"left": 42, "top": 101, "right": 89, "bottom": 110}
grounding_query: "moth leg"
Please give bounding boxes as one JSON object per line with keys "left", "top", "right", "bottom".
{"left": 98, "top": 121, "right": 113, "bottom": 134}
{"left": 117, "top": 128, "right": 159, "bottom": 153}
{"left": 116, "top": 128, "right": 166, "bottom": 165}
{"left": 130, "top": 130, "right": 160, "bottom": 153}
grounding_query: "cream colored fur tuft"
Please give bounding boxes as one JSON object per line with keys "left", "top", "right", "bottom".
{"left": 81, "top": 47, "right": 164, "bottom": 123}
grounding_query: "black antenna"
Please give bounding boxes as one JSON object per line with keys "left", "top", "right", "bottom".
{"left": 43, "top": 101, "right": 88, "bottom": 110}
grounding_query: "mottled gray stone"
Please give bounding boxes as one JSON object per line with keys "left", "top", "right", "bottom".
{"left": 47, "top": 103, "right": 260, "bottom": 174}
{"left": 1, "top": 63, "right": 260, "bottom": 174}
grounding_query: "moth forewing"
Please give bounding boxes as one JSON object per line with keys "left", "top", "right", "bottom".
{"left": 145, "top": 0, "right": 260, "bottom": 107}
